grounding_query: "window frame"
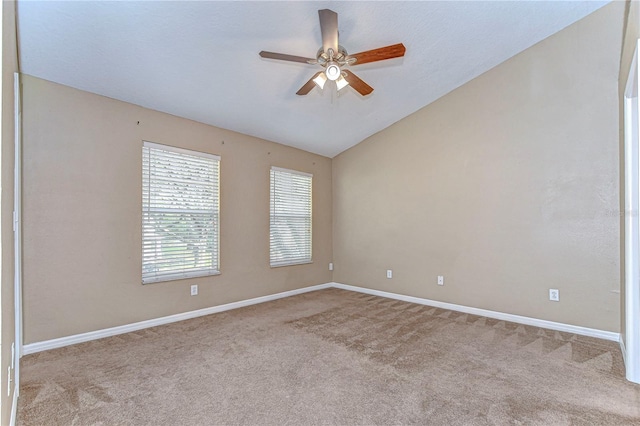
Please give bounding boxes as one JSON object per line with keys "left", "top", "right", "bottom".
{"left": 269, "top": 166, "right": 313, "bottom": 268}
{"left": 142, "top": 141, "right": 221, "bottom": 284}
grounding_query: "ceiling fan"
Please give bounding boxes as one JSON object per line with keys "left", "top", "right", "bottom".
{"left": 259, "top": 9, "right": 406, "bottom": 96}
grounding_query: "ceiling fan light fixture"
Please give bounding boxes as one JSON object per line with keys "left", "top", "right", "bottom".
{"left": 313, "top": 72, "right": 328, "bottom": 89}
{"left": 325, "top": 62, "right": 341, "bottom": 81}
{"left": 335, "top": 74, "right": 349, "bottom": 91}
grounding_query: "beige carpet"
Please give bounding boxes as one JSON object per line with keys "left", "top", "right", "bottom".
{"left": 17, "top": 288, "right": 640, "bottom": 425}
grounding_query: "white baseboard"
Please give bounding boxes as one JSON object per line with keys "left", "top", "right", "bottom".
{"left": 23, "top": 281, "right": 621, "bottom": 356}
{"left": 331, "top": 283, "right": 620, "bottom": 342}
{"left": 620, "top": 335, "right": 627, "bottom": 367}
{"left": 23, "top": 283, "right": 332, "bottom": 355}
{"left": 9, "top": 382, "right": 18, "bottom": 426}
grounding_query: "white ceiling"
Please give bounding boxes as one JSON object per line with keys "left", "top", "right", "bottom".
{"left": 17, "top": 1, "right": 609, "bottom": 158}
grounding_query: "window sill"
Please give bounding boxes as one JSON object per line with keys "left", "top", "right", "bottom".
{"left": 143, "top": 270, "right": 220, "bottom": 284}
{"left": 270, "top": 260, "right": 313, "bottom": 268}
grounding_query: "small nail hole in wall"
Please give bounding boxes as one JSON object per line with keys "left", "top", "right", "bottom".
{"left": 137, "top": 121, "right": 140, "bottom": 125}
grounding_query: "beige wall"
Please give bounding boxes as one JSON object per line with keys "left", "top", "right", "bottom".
{"left": 2, "top": 0, "right": 17, "bottom": 424}
{"left": 22, "top": 75, "right": 332, "bottom": 344}
{"left": 333, "top": 2, "right": 624, "bottom": 332}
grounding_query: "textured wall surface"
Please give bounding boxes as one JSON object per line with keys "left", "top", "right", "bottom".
{"left": 2, "top": 1, "right": 18, "bottom": 424}
{"left": 21, "top": 76, "right": 332, "bottom": 343}
{"left": 333, "top": 2, "right": 624, "bottom": 332}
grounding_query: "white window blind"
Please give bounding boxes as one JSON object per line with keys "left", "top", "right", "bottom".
{"left": 270, "top": 167, "right": 312, "bottom": 267}
{"left": 142, "top": 142, "right": 220, "bottom": 283}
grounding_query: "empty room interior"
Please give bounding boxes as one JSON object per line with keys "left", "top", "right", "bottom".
{"left": 2, "top": 0, "right": 640, "bottom": 424}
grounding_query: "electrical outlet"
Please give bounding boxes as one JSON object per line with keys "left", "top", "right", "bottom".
{"left": 549, "top": 289, "right": 559, "bottom": 302}
{"left": 386, "top": 270, "right": 393, "bottom": 279}
{"left": 329, "top": 263, "right": 333, "bottom": 271}
{"left": 190, "top": 285, "right": 198, "bottom": 296}
{"left": 437, "top": 276, "right": 444, "bottom": 286}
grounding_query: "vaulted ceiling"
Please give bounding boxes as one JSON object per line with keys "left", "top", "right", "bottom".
{"left": 17, "top": 1, "right": 609, "bottom": 157}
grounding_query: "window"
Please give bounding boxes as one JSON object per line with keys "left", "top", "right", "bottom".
{"left": 270, "top": 167, "right": 312, "bottom": 267}
{"left": 142, "top": 142, "right": 220, "bottom": 283}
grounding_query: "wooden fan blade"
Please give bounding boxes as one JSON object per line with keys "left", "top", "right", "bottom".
{"left": 259, "top": 51, "right": 315, "bottom": 64}
{"left": 318, "top": 9, "right": 339, "bottom": 55}
{"left": 342, "top": 70, "right": 373, "bottom": 96}
{"left": 297, "top": 72, "right": 323, "bottom": 95}
{"left": 349, "top": 43, "right": 406, "bottom": 66}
